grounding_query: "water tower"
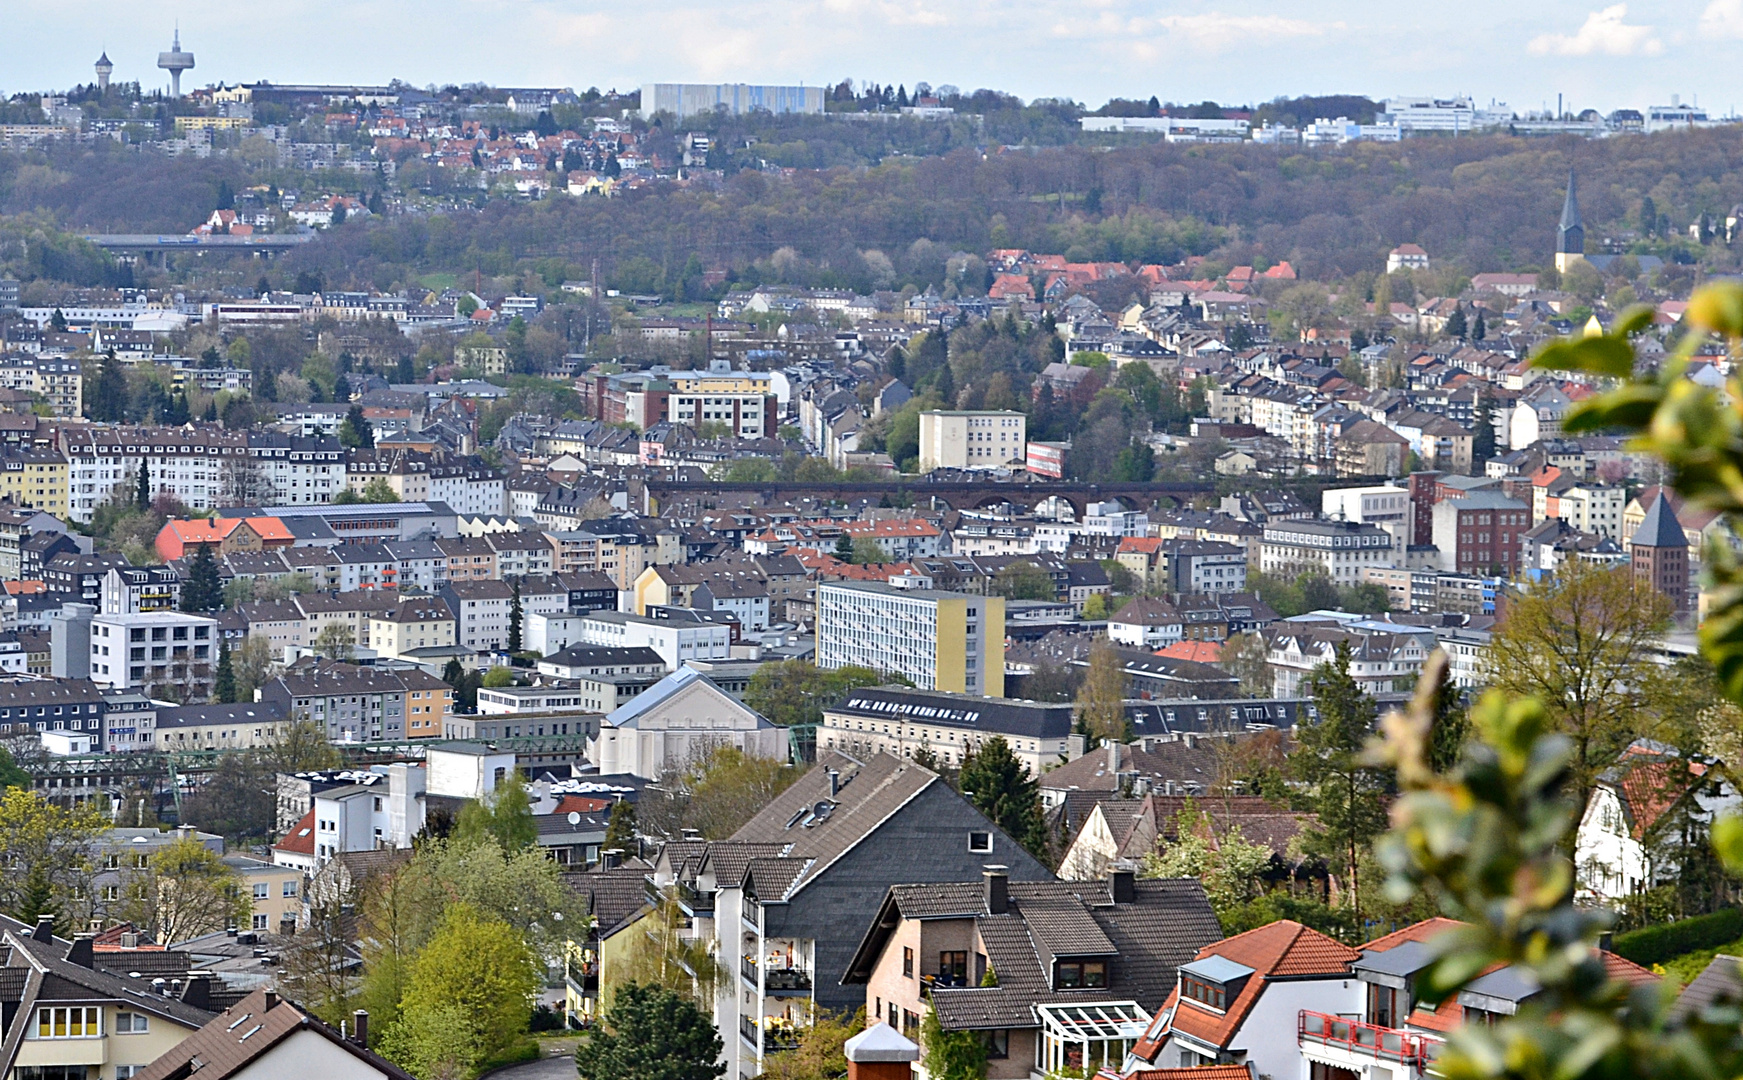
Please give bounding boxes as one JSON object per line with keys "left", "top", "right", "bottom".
{"left": 94, "top": 52, "right": 112, "bottom": 92}
{"left": 157, "top": 30, "right": 194, "bottom": 97}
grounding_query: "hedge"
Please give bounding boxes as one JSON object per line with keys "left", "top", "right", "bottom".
{"left": 1611, "top": 907, "right": 1743, "bottom": 966}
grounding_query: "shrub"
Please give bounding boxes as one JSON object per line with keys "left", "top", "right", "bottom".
{"left": 1612, "top": 907, "right": 1743, "bottom": 966}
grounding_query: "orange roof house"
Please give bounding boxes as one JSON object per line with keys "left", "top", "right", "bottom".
{"left": 156, "top": 516, "right": 293, "bottom": 562}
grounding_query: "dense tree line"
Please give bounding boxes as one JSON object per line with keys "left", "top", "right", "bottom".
{"left": 13, "top": 127, "right": 1743, "bottom": 296}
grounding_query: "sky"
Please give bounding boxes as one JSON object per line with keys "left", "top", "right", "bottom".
{"left": 9, "top": 0, "right": 1743, "bottom": 117}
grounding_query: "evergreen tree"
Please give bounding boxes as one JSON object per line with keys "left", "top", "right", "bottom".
{"left": 201, "top": 399, "right": 217, "bottom": 422}
{"left": 1472, "top": 308, "right": 1487, "bottom": 342}
{"left": 135, "top": 461, "right": 150, "bottom": 511}
{"left": 1445, "top": 306, "right": 1468, "bottom": 339}
{"left": 833, "top": 533, "right": 855, "bottom": 562}
{"left": 1290, "top": 640, "right": 1387, "bottom": 923}
{"left": 958, "top": 736, "right": 1049, "bottom": 861}
{"left": 574, "top": 983, "right": 724, "bottom": 1080}
{"left": 180, "top": 545, "right": 222, "bottom": 613}
{"left": 15, "top": 863, "right": 59, "bottom": 934}
{"left": 213, "top": 638, "right": 236, "bottom": 704}
{"left": 1471, "top": 391, "right": 1496, "bottom": 468}
{"left": 507, "top": 582, "right": 523, "bottom": 653}
{"left": 339, "top": 405, "right": 374, "bottom": 449}
{"left": 1640, "top": 194, "right": 1658, "bottom": 237}
{"left": 602, "top": 799, "right": 637, "bottom": 855}
{"left": 92, "top": 350, "right": 129, "bottom": 422}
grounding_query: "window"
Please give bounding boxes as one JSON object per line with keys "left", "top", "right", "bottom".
{"left": 982, "top": 1030, "right": 1010, "bottom": 1059}
{"left": 902, "top": 947, "right": 914, "bottom": 978}
{"left": 115, "top": 1013, "right": 149, "bottom": 1033}
{"left": 253, "top": 882, "right": 269, "bottom": 899}
{"left": 1055, "top": 959, "right": 1108, "bottom": 989}
{"left": 968, "top": 831, "right": 993, "bottom": 853}
{"left": 37, "top": 1007, "right": 99, "bottom": 1038}
{"left": 939, "top": 951, "right": 968, "bottom": 985}
{"left": 253, "top": 914, "right": 269, "bottom": 930}
{"left": 1181, "top": 975, "right": 1226, "bottom": 1009}
{"left": 283, "top": 880, "right": 299, "bottom": 898}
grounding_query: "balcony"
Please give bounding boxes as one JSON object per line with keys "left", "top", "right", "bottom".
{"left": 1298, "top": 1010, "right": 1432, "bottom": 1068}
{"left": 742, "top": 956, "right": 759, "bottom": 989}
{"left": 920, "top": 972, "right": 968, "bottom": 998}
{"left": 764, "top": 966, "right": 813, "bottom": 995}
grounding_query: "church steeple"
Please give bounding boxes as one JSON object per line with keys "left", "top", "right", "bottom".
{"left": 1556, "top": 171, "right": 1586, "bottom": 272}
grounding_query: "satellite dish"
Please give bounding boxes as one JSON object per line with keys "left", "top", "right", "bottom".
{"left": 567, "top": 811, "right": 581, "bottom": 826}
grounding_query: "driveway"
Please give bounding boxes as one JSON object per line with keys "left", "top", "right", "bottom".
{"left": 483, "top": 1049, "right": 575, "bottom": 1080}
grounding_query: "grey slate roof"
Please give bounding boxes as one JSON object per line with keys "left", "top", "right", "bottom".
{"left": 1671, "top": 954, "right": 1743, "bottom": 1022}
{"left": 1633, "top": 491, "right": 1688, "bottom": 548}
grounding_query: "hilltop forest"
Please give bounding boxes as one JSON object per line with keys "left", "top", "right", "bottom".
{"left": 6, "top": 126, "right": 1743, "bottom": 293}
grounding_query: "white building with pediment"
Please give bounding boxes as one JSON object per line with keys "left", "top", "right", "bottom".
{"left": 588, "top": 665, "right": 785, "bottom": 778}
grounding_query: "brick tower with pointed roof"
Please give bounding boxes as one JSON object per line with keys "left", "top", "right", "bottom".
{"left": 1630, "top": 490, "right": 1689, "bottom": 613}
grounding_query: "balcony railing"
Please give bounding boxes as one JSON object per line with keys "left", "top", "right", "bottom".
{"left": 920, "top": 972, "right": 968, "bottom": 998}
{"left": 764, "top": 967, "right": 812, "bottom": 993}
{"left": 742, "top": 957, "right": 759, "bottom": 987}
{"left": 741, "top": 1015, "right": 759, "bottom": 1049}
{"left": 1299, "top": 1010, "right": 1431, "bottom": 1066}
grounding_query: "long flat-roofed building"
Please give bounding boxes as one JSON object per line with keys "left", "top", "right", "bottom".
{"left": 816, "top": 581, "right": 1004, "bottom": 696}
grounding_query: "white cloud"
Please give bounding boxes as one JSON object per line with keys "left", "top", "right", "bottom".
{"left": 1050, "top": 9, "right": 1333, "bottom": 54}
{"left": 1528, "top": 4, "right": 1662, "bottom": 56}
{"left": 1700, "top": 0, "right": 1743, "bottom": 38}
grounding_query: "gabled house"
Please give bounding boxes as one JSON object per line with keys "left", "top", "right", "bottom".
{"left": 134, "top": 987, "right": 414, "bottom": 1080}
{"left": 1129, "top": 920, "right": 1363, "bottom": 1076}
{"left": 637, "top": 751, "right": 1056, "bottom": 1079}
{"left": 1574, "top": 741, "right": 1741, "bottom": 903}
{"left": 843, "top": 867, "right": 1220, "bottom": 1080}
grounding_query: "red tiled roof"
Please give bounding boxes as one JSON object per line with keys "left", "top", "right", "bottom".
{"left": 1360, "top": 916, "right": 1467, "bottom": 951}
{"left": 1156, "top": 641, "right": 1221, "bottom": 664}
{"left": 1600, "top": 949, "right": 1661, "bottom": 987}
{"left": 273, "top": 808, "right": 316, "bottom": 856}
{"left": 1136, "top": 921, "right": 1361, "bottom": 1057}
{"left": 1127, "top": 1067, "right": 1253, "bottom": 1080}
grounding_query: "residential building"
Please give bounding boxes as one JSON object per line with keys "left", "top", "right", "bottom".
{"left": 816, "top": 582, "right": 1005, "bottom": 696}
{"left": 258, "top": 660, "right": 453, "bottom": 742}
{"left": 1157, "top": 539, "right": 1247, "bottom": 593}
{"left": 1108, "top": 597, "right": 1185, "bottom": 649}
{"left": 0, "top": 506, "right": 68, "bottom": 581}
{"left": 0, "top": 446, "right": 69, "bottom": 518}
{"left": 132, "top": 986, "right": 417, "bottom": 1080}
{"left": 155, "top": 703, "right": 292, "bottom": 751}
{"left": 1431, "top": 491, "right": 1529, "bottom": 575}
{"left": 44, "top": 552, "right": 128, "bottom": 605}
{"left": 59, "top": 426, "right": 248, "bottom": 522}
{"left": 918, "top": 411, "right": 1027, "bottom": 472}
{"left": 536, "top": 644, "right": 668, "bottom": 681}
{"left": 1266, "top": 623, "right": 1430, "bottom": 697}
{"left": 0, "top": 915, "right": 218, "bottom": 1080}
{"left": 844, "top": 868, "right": 1219, "bottom": 1080}
{"left": 438, "top": 579, "right": 515, "bottom": 650}
{"left": 1259, "top": 520, "right": 1394, "bottom": 585}
{"left": 223, "top": 855, "right": 304, "bottom": 933}
{"left": 576, "top": 611, "right": 732, "bottom": 669}
{"left": 100, "top": 566, "right": 180, "bottom": 615}
{"left": 631, "top": 752, "right": 1054, "bottom": 1079}
{"left": 819, "top": 685, "right": 1076, "bottom": 775}
{"left": 1128, "top": 921, "right": 1365, "bottom": 1075}
{"left": 365, "top": 597, "right": 460, "bottom": 676}
{"left": 88, "top": 610, "right": 217, "bottom": 701}
{"left": 589, "top": 666, "right": 784, "bottom": 778}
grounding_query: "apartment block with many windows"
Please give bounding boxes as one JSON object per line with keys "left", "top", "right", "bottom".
{"left": 816, "top": 581, "right": 1004, "bottom": 696}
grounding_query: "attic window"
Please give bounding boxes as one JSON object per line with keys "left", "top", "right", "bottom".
{"left": 968, "top": 831, "right": 993, "bottom": 853}
{"left": 1181, "top": 975, "right": 1226, "bottom": 1010}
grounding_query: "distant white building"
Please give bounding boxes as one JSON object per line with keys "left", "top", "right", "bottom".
{"left": 589, "top": 666, "right": 784, "bottom": 779}
{"left": 1378, "top": 97, "right": 1511, "bottom": 134}
{"left": 642, "top": 83, "right": 824, "bottom": 118}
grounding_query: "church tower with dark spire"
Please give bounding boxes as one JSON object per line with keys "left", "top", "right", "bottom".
{"left": 1556, "top": 171, "right": 1585, "bottom": 273}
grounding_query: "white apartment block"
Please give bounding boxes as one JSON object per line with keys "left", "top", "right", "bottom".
{"left": 60, "top": 428, "right": 247, "bottom": 522}
{"left": 1321, "top": 484, "right": 1411, "bottom": 526}
{"left": 246, "top": 434, "right": 346, "bottom": 506}
{"left": 1558, "top": 484, "right": 1627, "bottom": 540}
{"left": 815, "top": 581, "right": 1004, "bottom": 696}
{"left": 89, "top": 610, "right": 218, "bottom": 701}
{"left": 917, "top": 410, "right": 1027, "bottom": 472}
{"left": 577, "top": 611, "right": 730, "bottom": 670}
{"left": 1260, "top": 519, "right": 1396, "bottom": 586}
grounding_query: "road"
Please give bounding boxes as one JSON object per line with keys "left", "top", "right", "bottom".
{"left": 484, "top": 1049, "right": 575, "bottom": 1080}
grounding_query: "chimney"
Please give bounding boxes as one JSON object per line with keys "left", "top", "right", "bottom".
{"left": 32, "top": 916, "right": 53, "bottom": 943}
{"left": 844, "top": 1021, "right": 920, "bottom": 1080}
{"left": 181, "top": 975, "right": 210, "bottom": 1011}
{"left": 1597, "top": 931, "right": 1614, "bottom": 953}
{"left": 353, "top": 1009, "right": 370, "bottom": 1048}
{"left": 263, "top": 990, "right": 279, "bottom": 1012}
{"left": 827, "top": 769, "right": 840, "bottom": 798}
{"left": 681, "top": 828, "right": 700, "bottom": 841}
{"left": 1109, "top": 866, "right": 1136, "bottom": 905}
{"left": 602, "top": 848, "right": 623, "bottom": 870}
{"left": 982, "top": 865, "right": 1009, "bottom": 915}
{"left": 67, "top": 934, "right": 94, "bottom": 968}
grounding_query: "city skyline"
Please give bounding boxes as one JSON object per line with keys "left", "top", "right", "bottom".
{"left": 7, "top": 0, "right": 1743, "bottom": 115}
